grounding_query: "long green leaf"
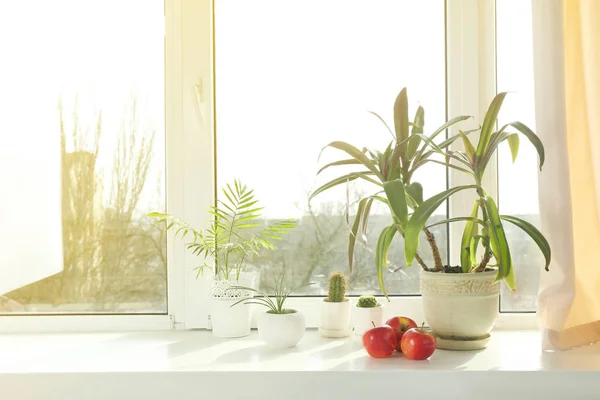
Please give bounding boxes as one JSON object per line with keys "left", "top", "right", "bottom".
{"left": 460, "top": 130, "right": 477, "bottom": 166}
{"left": 405, "top": 182, "right": 424, "bottom": 205}
{"left": 392, "top": 88, "right": 410, "bottom": 169}
{"left": 500, "top": 215, "right": 551, "bottom": 271}
{"left": 383, "top": 179, "right": 408, "bottom": 225}
{"left": 506, "top": 134, "right": 520, "bottom": 163}
{"left": 504, "top": 121, "right": 545, "bottom": 169}
{"left": 404, "top": 185, "right": 480, "bottom": 265}
{"left": 348, "top": 198, "right": 370, "bottom": 273}
{"left": 375, "top": 225, "right": 397, "bottom": 300}
{"left": 309, "top": 172, "right": 379, "bottom": 201}
{"left": 484, "top": 196, "right": 514, "bottom": 289}
{"left": 424, "top": 216, "right": 485, "bottom": 230}
{"left": 412, "top": 115, "right": 473, "bottom": 164}
{"left": 407, "top": 106, "right": 425, "bottom": 160}
{"left": 460, "top": 202, "right": 480, "bottom": 273}
{"left": 469, "top": 235, "right": 482, "bottom": 267}
{"left": 317, "top": 159, "right": 361, "bottom": 175}
{"left": 321, "top": 141, "right": 383, "bottom": 180}
{"left": 368, "top": 111, "right": 395, "bottom": 140}
{"left": 476, "top": 92, "right": 508, "bottom": 161}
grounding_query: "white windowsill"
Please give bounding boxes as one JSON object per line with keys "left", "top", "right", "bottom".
{"left": 1, "top": 329, "right": 598, "bottom": 400}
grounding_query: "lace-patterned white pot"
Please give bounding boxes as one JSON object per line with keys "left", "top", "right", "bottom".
{"left": 420, "top": 269, "right": 500, "bottom": 350}
{"left": 209, "top": 274, "right": 257, "bottom": 338}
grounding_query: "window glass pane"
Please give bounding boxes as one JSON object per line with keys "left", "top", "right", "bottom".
{"left": 215, "top": 0, "right": 446, "bottom": 295}
{"left": 497, "top": 0, "right": 540, "bottom": 312}
{"left": 0, "top": 0, "right": 166, "bottom": 313}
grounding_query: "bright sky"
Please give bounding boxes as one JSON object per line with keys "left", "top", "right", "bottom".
{"left": 0, "top": 0, "right": 164, "bottom": 292}
{"left": 216, "top": 0, "right": 540, "bottom": 219}
{"left": 0, "top": 0, "right": 165, "bottom": 212}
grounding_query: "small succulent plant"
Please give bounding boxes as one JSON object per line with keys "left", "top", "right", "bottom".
{"left": 326, "top": 272, "right": 348, "bottom": 302}
{"left": 356, "top": 295, "right": 380, "bottom": 308}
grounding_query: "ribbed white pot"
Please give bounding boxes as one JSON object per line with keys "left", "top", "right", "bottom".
{"left": 420, "top": 269, "right": 500, "bottom": 350}
{"left": 209, "top": 277, "right": 255, "bottom": 338}
{"left": 352, "top": 304, "right": 384, "bottom": 336}
{"left": 319, "top": 299, "right": 351, "bottom": 338}
{"left": 257, "top": 309, "right": 306, "bottom": 348}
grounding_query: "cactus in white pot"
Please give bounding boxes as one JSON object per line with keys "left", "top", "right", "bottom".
{"left": 353, "top": 295, "right": 384, "bottom": 336}
{"left": 319, "top": 272, "right": 351, "bottom": 338}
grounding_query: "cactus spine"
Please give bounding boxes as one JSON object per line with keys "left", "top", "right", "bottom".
{"left": 356, "top": 295, "right": 379, "bottom": 308}
{"left": 327, "top": 272, "right": 348, "bottom": 302}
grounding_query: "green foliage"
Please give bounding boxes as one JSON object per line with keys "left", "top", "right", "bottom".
{"left": 311, "top": 87, "right": 472, "bottom": 296}
{"left": 403, "top": 92, "right": 551, "bottom": 288}
{"left": 327, "top": 272, "right": 348, "bottom": 302}
{"left": 357, "top": 295, "right": 380, "bottom": 308}
{"left": 148, "top": 179, "right": 296, "bottom": 280}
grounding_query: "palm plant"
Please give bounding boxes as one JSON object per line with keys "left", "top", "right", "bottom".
{"left": 149, "top": 179, "right": 296, "bottom": 281}
{"left": 311, "top": 87, "right": 472, "bottom": 296}
{"left": 403, "top": 92, "right": 551, "bottom": 289}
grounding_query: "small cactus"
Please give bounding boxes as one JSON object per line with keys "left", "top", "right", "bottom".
{"left": 357, "top": 295, "right": 379, "bottom": 308}
{"left": 327, "top": 272, "right": 348, "bottom": 302}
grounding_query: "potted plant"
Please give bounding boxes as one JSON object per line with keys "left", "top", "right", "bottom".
{"left": 231, "top": 270, "right": 307, "bottom": 348}
{"left": 401, "top": 92, "right": 551, "bottom": 350}
{"left": 311, "top": 87, "right": 473, "bottom": 297}
{"left": 149, "top": 179, "right": 295, "bottom": 338}
{"left": 319, "top": 272, "right": 351, "bottom": 337}
{"left": 352, "top": 295, "right": 383, "bottom": 336}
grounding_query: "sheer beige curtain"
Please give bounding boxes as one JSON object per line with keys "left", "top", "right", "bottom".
{"left": 533, "top": 0, "right": 600, "bottom": 350}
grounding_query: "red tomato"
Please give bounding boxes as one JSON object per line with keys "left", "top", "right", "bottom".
{"left": 400, "top": 327, "right": 436, "bottom": 360}
{"left": 362, "top": 325, "right": 397, "bottom": 358}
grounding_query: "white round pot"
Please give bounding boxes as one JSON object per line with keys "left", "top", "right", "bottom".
{"left": 420, "top": 269, "right": 500, "bottom": 350}
{"left": 352, "top": 304, "right": 384, "bottom": 336}
{"left": 210, "top": 279, "right": 253, "bottom": 338}
{"left": 257, "top": 309, "right": 306, "bottom": 348}
{"left": 319, "top": 299, "right": 351, "bottom": 338}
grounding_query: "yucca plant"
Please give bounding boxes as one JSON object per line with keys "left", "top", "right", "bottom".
{"left": 148, "top": 179, "right": 296, "bottom": 281}
{"left": 403, "top": 92, "right": 551, "bottom": 289}
{"left": 311, "top": 87, "right": 472, "bottom": 297}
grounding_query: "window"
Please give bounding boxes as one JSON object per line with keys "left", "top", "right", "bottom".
{"left": 0, "top": 0, "right": 166, "bottom": 314}
{"left": 496, "top": 0, "right": 540, "bottom": 312}
{"left": 0, "top": 0, "right": 542, "bottom": 331}
{"left": 215, "top": 0, "right": 447, "bottom": 296}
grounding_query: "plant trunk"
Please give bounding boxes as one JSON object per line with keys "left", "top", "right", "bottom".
{"left": 473, "top": 251, "right": 492, "bottom": 272}
{"left": 414, "top": 253, "right": 429, "bottom": 272}
{"left": 424, "top": 228, "right": 444, "bottom": 271}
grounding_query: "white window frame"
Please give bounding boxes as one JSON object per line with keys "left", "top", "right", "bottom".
{"left": 0, "top": 0, "right": 537, "bottom": 333}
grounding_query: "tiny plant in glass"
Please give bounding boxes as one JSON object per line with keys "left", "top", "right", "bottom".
{"left": 231, "top": 269, "right": 311, "bottom": 314}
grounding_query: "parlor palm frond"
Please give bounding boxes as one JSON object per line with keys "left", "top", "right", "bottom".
{"left": 149, "top": 179, "right": 296, "bottom": 280}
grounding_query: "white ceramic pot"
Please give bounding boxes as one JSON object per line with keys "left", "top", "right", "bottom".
{"left": 420, "top": 269, "right": 500, "bottom": 350}
{"left": 209, "top": 279, "right": 254, "bottom": 338}
{"left": 257, "top": 309, "right": 306, "bottom": 348}
{"left": 352, "top": 304, "right": 384, "bottom": 336}
{"left": 319, "top": 299, "right": 351, "bottom": 338}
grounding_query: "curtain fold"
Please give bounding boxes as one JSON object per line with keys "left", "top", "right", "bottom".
{"left": 533, "top": 0, "right": 600, "bottom": 350}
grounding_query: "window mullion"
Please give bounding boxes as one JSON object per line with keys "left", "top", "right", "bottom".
{"left": 446, "top": 0, "right": 497, "bottom": 266}
{"left": 169, "top": 0, "right": 215, "bottom": 330}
